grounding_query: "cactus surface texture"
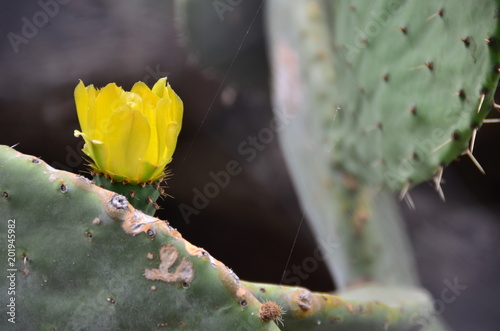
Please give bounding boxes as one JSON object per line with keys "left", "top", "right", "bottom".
{"left": 327, "top": 0, "right": 500, "bottom": 190}
{"left": 0, "top": 145, "right": 437, "bottom": 330}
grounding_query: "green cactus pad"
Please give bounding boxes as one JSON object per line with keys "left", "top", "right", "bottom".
{"left": 0, "top": 145, "right": 438, "bottom": 330}
{"left": 328, "top": 0, "right": 500, "bottom": 190}
{"left": 244, "top": 281, "right": 435, "bottom": 330}
{"left": 0, "top": 146, "right": 278, "bottom": 330}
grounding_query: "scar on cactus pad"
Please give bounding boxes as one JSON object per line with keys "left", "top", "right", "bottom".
{"left": 73, "top": 77, "right": 183, "bottom": 215}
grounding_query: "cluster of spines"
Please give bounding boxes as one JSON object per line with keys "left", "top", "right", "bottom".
{"left": 327, "top": 1, "right": 500, "bottom": 205}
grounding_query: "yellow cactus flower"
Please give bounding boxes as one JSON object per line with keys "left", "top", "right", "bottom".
{"left": 74, "top": 78, "right": 183, "bottom": 184}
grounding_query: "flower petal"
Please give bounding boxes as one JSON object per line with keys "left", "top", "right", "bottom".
{"left": 105, "top": 107, "right": 151, "bottom": 180}
{"left": 131, "top": 82, "right": 159, "bottom": 164}
{"left": 74, "top": 130, "right": 107, "bottom": 173}
{"left": 74, "top": 80, "right": 90, "bottom": 134}
{"left": 136, "top": 161, "right": 162, "bottom": 183}
{"left": 152, "top": 77, "right": 167, "bottom": 98}
{"left": 155, "top": 98, "right": 169, "bottom": 163}
{"left": 94, "top": 83, "right": 124, "bottom": 141}
{"left": 167, "top": 83, "right": 183, "bottom": 128}
{"left": 131, "top": 81, "right": 159, "bottom": 107}
{"left": 164, "top": 122, "right": 181, "bottom": 163}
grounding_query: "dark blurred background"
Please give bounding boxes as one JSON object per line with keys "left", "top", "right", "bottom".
{"left": 0, "top": 1, "right": 499, "bottom": 330}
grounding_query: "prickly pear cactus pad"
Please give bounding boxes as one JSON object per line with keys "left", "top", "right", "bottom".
{"left": 243, "top": 281, "right": 435, "bottom": 331}
{"left": 328, "top": 0, "right": 500, "bottom": 190}
{"left": 0, "top": 145, "right": 278, "bottom": 330}
{"left": 0, "top": 146, "right": 438, "bottom": 329}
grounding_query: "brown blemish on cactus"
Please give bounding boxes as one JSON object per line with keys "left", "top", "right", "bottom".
{"left": 259, "top": 301, "right": 284, "bottom": 324}
{"left": 157, "top": 322, "right": 168, "bottom": 327}
{"left": 236, "top": 287, "right": 246, "bottom": 297}
{"left": 400, "top": 26, "right": 408, "bottom": 35}
{"left": 31, "top": 158, "right": 41, "bottom": 164}
{"left": 353, "top": 209, "right": 369, "bottom": 237}
{"left": 184, "top": 241, "right": 205, "bottom": 258}
{"left": 425, "top": 62, "right": 434, "bottom": 71}
{"left": 275, "top": 44, "right": 302, "bottom": 116}
{"left": 85, "top": 231, "right": 93, "bottom": 240}
{"left": 342, "top": 174, "right": 359, "bottom": 190}
{"left": 297, "top": 290, "right": 313, "bottom": 312}
{"left": 461, "top": 37, "right": 471, "bottom": 47}
{"left": 151, "top": 286, "right": 157, "bottom": 291}
{"left": 410, "top": 105, "right": 417, "bottom": 115}
{"left": 143, "top": 244, "right": 194, "bottom": 284}
{"left": 2, "top": 192, "right": 9, "bottom": 199}
{"left": 92, "top": 218, "right": 101, "bottom": 225}
{"left": 129, "top": 190, "right": 135, "bottom": 198}
{"left": 331, "top": 297, "right": 355, "bottom": 315}
{"left": 146, "top": 253, "right": 154, "bottom": 260}
{"left": 106, "top": 297, "right": 116, "bottom": 304}
{"left": 382, "top": 73, "right": 390, "bottom": 82}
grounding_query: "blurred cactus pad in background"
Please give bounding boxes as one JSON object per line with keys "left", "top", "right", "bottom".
{"left": 2, "top": 0, "right": 500, "bottom": 330}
